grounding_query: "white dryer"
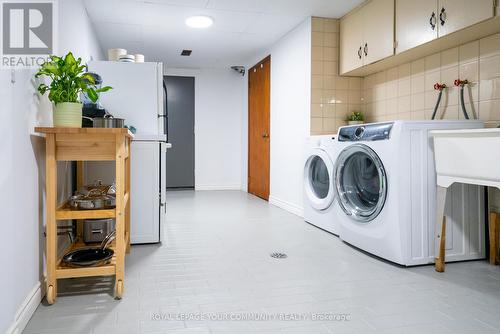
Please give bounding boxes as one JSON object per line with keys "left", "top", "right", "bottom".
{"left": 303, "top": 135, "right": 339, "bottom": 235}
{"left": 335, "top": 121, "right": 486, "bottom": 266}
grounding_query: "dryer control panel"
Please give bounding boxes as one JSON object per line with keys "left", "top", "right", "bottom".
{"left": 338, "top": 122, "right": 393, "bottom": 142}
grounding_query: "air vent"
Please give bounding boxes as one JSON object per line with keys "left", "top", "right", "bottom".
{"left": 181, "top": 49, "right": 192, "bottom": 56}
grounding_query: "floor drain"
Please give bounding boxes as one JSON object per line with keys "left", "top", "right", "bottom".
{"left": 270, "top": 252, "right": 287, "bottom": 259}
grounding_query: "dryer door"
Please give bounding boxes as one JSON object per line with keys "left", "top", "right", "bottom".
{"left": 335, "top": 144, "right": 387, "bottom": 222}
{"left": 304, "top": 148, "right": 335, "bottom": 210}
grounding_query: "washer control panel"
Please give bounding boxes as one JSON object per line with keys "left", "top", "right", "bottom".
{"left": 338, "top": 122, "right": 393, "bottom": 142}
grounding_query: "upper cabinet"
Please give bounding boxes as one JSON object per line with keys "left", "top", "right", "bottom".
{"left": 340, "top": 0, "right": 394, "bottom": 75}
{"left": 339, "top": 7, "right": 364, "bottom": 74}
{"left": 396, "top": 0, "right": 437, "bottom": 53}
{"left": 437, "top": 0, "right": 494, "bottom": 36}
{"left": 396, "top": 0, "right": 494, "bottom": 54}
{"left": 363, "top": 0, "right": 395, "bottom": 64}
{"left": 341, "top": 0, "right": 499, "bottom": 76}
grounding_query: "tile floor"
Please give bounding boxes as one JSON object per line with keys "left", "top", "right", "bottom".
{"left": 24, "top": 190, "right": 500, "bottom": 334}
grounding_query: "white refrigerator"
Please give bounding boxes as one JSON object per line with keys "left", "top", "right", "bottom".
{"left": 86, "top": 61, "right": 169, "bottom": 244}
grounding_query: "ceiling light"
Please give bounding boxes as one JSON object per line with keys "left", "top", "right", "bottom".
{"left": 186, "top": 16, "right": 213, "bottom": 29}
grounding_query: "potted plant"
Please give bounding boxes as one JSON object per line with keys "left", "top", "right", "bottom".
{"left": 35, "top": 52, "right": 112, "bottom": 127}
{"left": 346, "top": 111, "right": 364, "bottom": 125}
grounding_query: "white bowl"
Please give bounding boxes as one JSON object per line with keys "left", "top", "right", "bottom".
{"left": 108, "top": 48, "right": 127, "bottom": 61}
{"left": 134, "top": 54, "right": 145, "bottom": 63}
{"left": 119, "top": 54, "right": 135, "bottom": 62}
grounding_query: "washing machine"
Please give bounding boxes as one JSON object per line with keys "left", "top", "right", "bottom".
{"left": 303, "top": 135, "right": 339, "bottom": 235}
{"left": 335, "top": 120, "right": 486, "bottom": 266}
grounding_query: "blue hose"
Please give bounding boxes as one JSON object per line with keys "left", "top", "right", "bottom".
{"left": 431, "top": 89, "right": 443, "bottom": 120}
{"left": 460, "top": 85, "right": 470, "bottom": 119}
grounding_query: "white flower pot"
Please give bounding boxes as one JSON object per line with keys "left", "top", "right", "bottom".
{"left": 347, "top": 121, "right": 363, "bottom": 125}
{"left": 53, "top": 102, "right": 82, "bottom": 127}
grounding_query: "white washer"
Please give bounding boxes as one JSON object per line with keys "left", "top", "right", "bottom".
{"left": 335, "top": 120, "right": 486, "bottom": 266}
{"left": 303, "top": 135, "right": 339, "bottom": 235}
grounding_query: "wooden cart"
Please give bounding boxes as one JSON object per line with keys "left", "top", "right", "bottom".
{"left": 35, "top": 127, "right": 132, "bottom": 304}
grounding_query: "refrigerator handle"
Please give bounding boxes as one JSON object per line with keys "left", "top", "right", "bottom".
{"left": 159, "top": 142, "right": 167, "bottom": 213}
{"left": 158, "top": 141, "right": 167, "bottom": 243}
{"left": 165, "top": 80, "right": 168, "bottom": 137}
{"left": 162, "top": 79, "right": 168, "bottom": 139}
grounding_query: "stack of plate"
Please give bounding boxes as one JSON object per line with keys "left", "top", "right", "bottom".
{"left": 108, "top": 49, "right": 146, "bottom": 63}
{"left": 134, "top": 54, "right": 145, "bottom": 63}
{"left": 107, "top": 48, "right": 126, "bottom": 61}
{"left": 118, "top": 54, "right": 135, "bottom": 62}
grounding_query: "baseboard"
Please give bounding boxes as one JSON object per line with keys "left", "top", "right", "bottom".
{"left": 195, "top": 184, "right": 242, "bottom": 191}
{"left": 7, "top": 282, "right": 42, "bottom": 334}
{"left": 269, "top": 196, "right": 304, "bottom": 218}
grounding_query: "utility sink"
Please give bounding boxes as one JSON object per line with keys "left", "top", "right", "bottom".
{"left": 430, "top": 128, "right": 500, "bottom": 189}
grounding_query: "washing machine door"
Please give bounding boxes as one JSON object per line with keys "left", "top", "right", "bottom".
{"left": 304, "top": 148, "right": 335, "bottom": 210}
{"left": 335, "top": 144, "right": 387, "bottom": 222}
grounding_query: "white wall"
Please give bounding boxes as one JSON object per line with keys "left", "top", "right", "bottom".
{"left": 58, "top": 0, "right": 103, "bottom": 62}
{"left": 245, "top": 18, "right": 312, "bottom": 216}
{"left": 165, "top": 68, "right": 247, "bottom": 190}
{"left": 0, "top": 1, "right": 103, "bottom": 333}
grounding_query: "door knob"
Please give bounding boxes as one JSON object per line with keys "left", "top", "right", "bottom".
{"left": 262, "top": 133, "right": 269, "bottom": 138}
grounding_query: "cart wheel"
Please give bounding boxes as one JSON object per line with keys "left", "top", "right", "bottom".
{"left": 46, "top": 285, "right": 55, "bottom": 305}
{"left": 115, "top": 280, "right": 123, "bottom": 299}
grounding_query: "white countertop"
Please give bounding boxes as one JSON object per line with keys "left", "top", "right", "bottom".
{"left": 430, "top": 128, "right": 500, "bottom": 136}
{"left": 131, "top": 134, "right": 172, "bottom": 148}
{"left": 132, "top": 134, "right": 167, "bottom": 141}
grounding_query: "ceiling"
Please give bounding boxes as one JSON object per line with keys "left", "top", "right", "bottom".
{"left": 84, "top": 0, "right": 364, "bottom": 69}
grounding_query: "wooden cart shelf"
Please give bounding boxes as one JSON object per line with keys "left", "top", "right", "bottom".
{"left": 35, "top": 127, "right": 132, "bottom": 304}
{"left": 56, "top": 202, "right": 116, "bottom": 220}
{"left": 55, "top": 232, "right": 129, "bottom": 279}
{"left": 55, "top": 192, "right": 128, "bottom": 220}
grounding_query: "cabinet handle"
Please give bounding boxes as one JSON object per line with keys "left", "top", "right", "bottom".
{"left": 363, "top": 43, "right": 368, "bottom": 57}
{"left": 439, "top": 7, "right": 446, "bottom": 26}
{"left": 357, "top": 46, "right": 362, "bottom": 59}
{"left": 429, "top": 12, "right": 436, "bottom": 30}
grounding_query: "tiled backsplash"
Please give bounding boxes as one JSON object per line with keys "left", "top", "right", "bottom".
{"left": 364, "top": 33, "right": 500, "bottom": 127}
{"left": 361, "top": 32, "right": 500, "bottom": 209}
{"left": 311, "top": 23, "right": 500, "bottom": 133}
{"left": 310, "top": 17, "right": 364, "bottom": 135}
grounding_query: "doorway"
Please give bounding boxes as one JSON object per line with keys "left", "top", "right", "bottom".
{"left": 165, "top": 76, "right": 195, "bottom": 189}
{"left": 248, "top": 56, "right": 271, "bottom": 200}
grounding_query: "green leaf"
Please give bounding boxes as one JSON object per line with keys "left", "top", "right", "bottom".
{"left": 44, "top": 63, "right": 59, "bottom": 75}
{"left": 49, "top": 55, "right": 61, "bottom": 63}
{"left": 64, "top": 52, "right": 76, "bottom": 66}
{"left": 38, "top": 83, "right": 48, "bottom": 95}
{"left": 95, "top": 86, "right": 113, "bottom": 93}
{"left": 85, "top": 88, "right": 98, "bottom": 103}
{"left": 81, "top": 73, "right": 95, "bottom": 85}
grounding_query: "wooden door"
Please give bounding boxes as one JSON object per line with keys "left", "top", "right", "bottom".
{"left": 396, "top": 0, "right": 438, "bottom": 54}
{"left": 438, "top": 0, "right": 494, "bottom": 37}
{"left": 248, "top": 56, "right": 271, "bottom": 200}
{"left": 362, "top": 0, "right": 394, "bottom": 65}
{"left": 340, "top": 8, "right": 364, "bottom": 74}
